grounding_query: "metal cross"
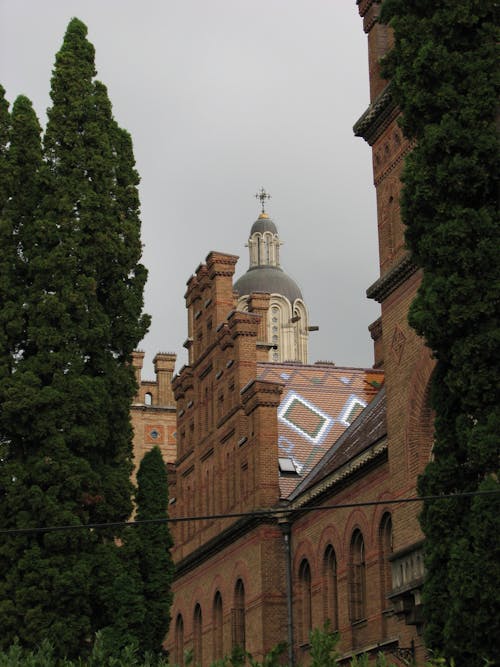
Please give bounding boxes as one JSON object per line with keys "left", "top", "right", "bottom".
{"left": 255, "top": 187, "right": 271, "bottom": 213}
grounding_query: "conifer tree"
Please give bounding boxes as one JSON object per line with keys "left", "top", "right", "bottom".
{"left": 133, "top": 446, "right": 174, "bottom": 655}
{"left": 0, "top": 86, "right": 12, "bottom": 404}
{"left": 0, "top": 86, "right": 10, "bottom": 210}
{"left": 0, "top": 18, "right": 150, "bottom": 657}
{"left": 380, "top": 2, "right": 499, "bottom": 664}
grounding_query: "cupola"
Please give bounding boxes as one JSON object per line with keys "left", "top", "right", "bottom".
{"left": 234, "top": 188, "right": 310, "bottom": 363}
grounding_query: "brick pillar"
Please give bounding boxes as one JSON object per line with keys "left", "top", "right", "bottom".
{"left": 247, "top": 292, "right": 275, "bottom": 362}
{"left": 241, "top": 378, "right": 284, "bottom": 507}
{"left": 206, "top": 251, "right": 239, "bottom": 327}
{"left": 153, "top": 352, "right": 176, "bottom": 406}
{"left": 227, "top": 309, "right": 260, "bottom": 392}
{"left": 131, "top": 350, "right": 145, "bottom": 401}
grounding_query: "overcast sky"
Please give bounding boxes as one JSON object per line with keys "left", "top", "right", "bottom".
{"left": 0, "top": 1, "right": 381, "bottom": 377}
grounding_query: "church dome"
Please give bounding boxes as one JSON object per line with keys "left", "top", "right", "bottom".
{"left": 235, "top": 188, "right": 310, "bottom": 363}
{"left": 234, "top": 265, "right": 303, "bottom": 303}
{"left": 250, "top": 212, "right": 278, "bottom": 235}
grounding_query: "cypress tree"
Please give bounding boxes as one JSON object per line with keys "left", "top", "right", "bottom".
{"left": 0, "top": 18, "right": 149, "bottom": 657}
{"left": 0, "top": 86, "right": 13, "bottom": 403}
{"left": 0, "top": 86, "right": 10, "bottom": 210}
{"left": 380, "top": 2, "right": 500, "bottom": 664}
{"left": 133, "top": 446, "right": 174, "bottom": 656}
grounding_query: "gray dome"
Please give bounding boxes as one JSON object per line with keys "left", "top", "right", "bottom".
{"left": 234, "top": 266, "right": 303, "bottom": 303}
{"left": 250, "top": 213, "right": 278, "bottom": 235}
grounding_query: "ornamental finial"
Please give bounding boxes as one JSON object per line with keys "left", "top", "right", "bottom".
{"left": 255, "top": 186, "right": 271, "bottom": 214}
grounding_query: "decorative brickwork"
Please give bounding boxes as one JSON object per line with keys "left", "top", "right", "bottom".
{"left": 156, "top": 5, "right": 435, "bottom": 664}
{"left": 130, "top": 351, "right": 177, "bottom": 479}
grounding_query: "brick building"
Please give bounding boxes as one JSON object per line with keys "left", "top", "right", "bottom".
{"left": 157, "top": 2, "right": 434, "bottom": 664}
{"left": 166, "top": 251, "right": 386, "bottom": 665}
{"left": 130, "top": 351, "right": 177, "bottom": 477}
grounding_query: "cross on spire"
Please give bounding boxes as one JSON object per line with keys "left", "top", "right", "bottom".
{"left": 255, "top": 186, "right": 271, "bottom": 214}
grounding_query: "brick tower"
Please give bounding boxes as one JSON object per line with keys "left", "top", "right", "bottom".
{"left": 354, "top": 0, "right": 434, "bottom": 637}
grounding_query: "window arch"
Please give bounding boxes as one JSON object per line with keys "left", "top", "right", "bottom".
{"left": 175, "top": 614, "right": 184, "bottom": 667}
{"left": 232, "top": 579, "right": 246, "bottom": 651}
{"left": 213, "top": 592, "right": 223, "bottom": 661}
{"left": 379, "top": 513, "right": 393, "bottom": 607}
{"left": 323, "top": 545, "right": 339, "bottom": 630}
{"left": 193, "top": 604, "right": 202, "bottom": 665}
{"left": 299, "top": 559, "right": 312, "bottom": 644}
{"left": 349, "top": 530, "right": 366, "bottom": 622}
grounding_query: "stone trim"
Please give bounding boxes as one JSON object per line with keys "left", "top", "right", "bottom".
{"left": 289, "top": 439, "right": 387, "bottom": 510}
{"left": 366, "top": 254, "right": 418, "bottom": 303}
{"left": 353, "top": 84, "right": 398, "bottom": 146}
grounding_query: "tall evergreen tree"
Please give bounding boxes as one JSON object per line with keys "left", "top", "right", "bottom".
{"left": 0, "top": 86, "right": 10, "bottom": 210}
{"left": 133, "top": 446, "right": 174, "bottom": 656}
{"left": 0, "top": 18, "right": 149, "bottom": 657}
{"left": 0, "top": 86, "right": 12, "bottom": 409}
{"left": 380, "top": 2, "right": 499, "bottom": 664}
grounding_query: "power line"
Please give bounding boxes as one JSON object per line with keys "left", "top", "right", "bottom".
{"left": 1, "top": 489, "right": 498, "bottom": 537}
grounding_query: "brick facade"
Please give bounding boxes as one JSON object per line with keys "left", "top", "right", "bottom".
{"left": 130, "top": 351, "right": 177, "bottom": 478}
{"left": 158, "top": 3, "right": 435, "bottom": 664}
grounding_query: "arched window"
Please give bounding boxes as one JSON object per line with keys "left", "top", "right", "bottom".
{"left": 232, "top": 579, "right": 246, "bottom": 650}
{"left": 323, "top": 545, "right": 339, "bottom": 630}
{"left": 144, "top": 391, "right": 152, "bottom": 406}
{"left": 379, "top": 513, "right": 393, "bottom": 607}
{"left": 264, "top": 232, "right": 272, "bottom": 263}
{"left": 193, "top": 604, "right": 202, "bottom": 665}
{"left": 299, "top": 559, "right": 312, "bottom": 644}
{"left": 349, "top": 530, "right": 366, "bottom": 622}
{"left": 213, "top": 592, "right": 223, "bottom": 661}
{"left": 270, "top": 304, "right": 282, "bottom": 362}
{"left": 175, "top": 614, "right": 184, "bottom": 667}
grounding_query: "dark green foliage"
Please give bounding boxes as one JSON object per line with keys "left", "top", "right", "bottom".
{"left": 133, "top": 446, "right": 175, "bottom": 655}
{"left": 0, "top": 634, "right": 170, "bottom": 666}
{"left": 0, "top": 626, "right": 473, "bottom": 667}
{"left": 379, "top": 2, "right": 500, "bottom": 664}
{"left": 0, "top": 86, "right": 11, "bottom": 211}
{"left": 0, "top": 94, "right": 42, "bottom": 395}
{"left": 0, "top": 18, "right": 149, "bottom": 658}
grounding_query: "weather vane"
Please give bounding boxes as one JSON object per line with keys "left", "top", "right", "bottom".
{"left": 255, "top": 186, "right": 271, "bottom": 214}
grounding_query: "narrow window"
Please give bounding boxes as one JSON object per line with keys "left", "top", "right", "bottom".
{"left": 299, "top": 559, "right": 312, "bottom": 644}
{"left": 349, "top": 530, "right": 366, "bottom": 622}
{"left": 193, "top": 604, "right": 203, "bottom": 665}
{"left": 213, "top": 592, "right": 223, "bottom": 661}
{"left": 323, "top": 545, "right": 339, "bottom": 630}
{"left": 144, "top": 392, "right": 152, "bottom": 406}
{"left": 232, "top": 579, "right": 246, "bottom": 651}
{"left": 379, "top": 513, "right": 393, "bottom": 607}
{"left": 175, "top": 614, "right": 184, "bottom": 667}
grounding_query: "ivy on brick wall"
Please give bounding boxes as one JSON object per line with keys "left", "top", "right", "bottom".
{"left": 379, "top": 2, "right": 500, "bottom": 665}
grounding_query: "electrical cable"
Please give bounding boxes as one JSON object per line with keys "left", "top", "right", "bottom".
{"left": 0, "top": 489, "right": 498, "bottom": 536}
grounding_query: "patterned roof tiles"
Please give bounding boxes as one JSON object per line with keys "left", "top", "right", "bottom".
{"left": 256, "top": 362, "right": 384, "bottom": 498}
{"left": 288, "top": 386, "right": 387, "bottom": 502}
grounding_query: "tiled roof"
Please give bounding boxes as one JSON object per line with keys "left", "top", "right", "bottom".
{"left": 256, "top": 362, "right": 384, "bottom": 499}
{"left": 288, "top": 386, "right": 387, "bottom": 502}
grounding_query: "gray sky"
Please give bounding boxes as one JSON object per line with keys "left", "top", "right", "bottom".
{"left": 0, "top": 1, "right": 380, "bottom": 377}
